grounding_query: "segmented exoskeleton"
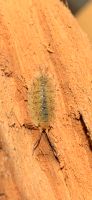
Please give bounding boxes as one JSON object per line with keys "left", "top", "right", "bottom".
{"left": 28, "top": 71, "right": 55, "bottom": 151}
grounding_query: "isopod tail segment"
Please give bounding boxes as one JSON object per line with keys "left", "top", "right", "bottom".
{"left": 32, "top": 126, "right": 52, "bottom": 155}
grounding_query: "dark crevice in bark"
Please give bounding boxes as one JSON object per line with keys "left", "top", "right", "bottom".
{"left": 79, "top": 113, "right": 92, "bottom": 150}
{"left": 0, "top": 193, "right": 5, "bottom": 196}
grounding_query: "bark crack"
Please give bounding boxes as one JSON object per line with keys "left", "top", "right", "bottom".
{"left": 79, "top": 113, "right": 92, "bottom": 150}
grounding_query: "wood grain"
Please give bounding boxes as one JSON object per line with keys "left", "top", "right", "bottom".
{"left": 0, "top": 0, "right": 92, "bottom": 199}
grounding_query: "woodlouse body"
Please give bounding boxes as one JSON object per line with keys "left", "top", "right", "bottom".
{"left": 28, "top": 73, "right": 55, "bottom": 130}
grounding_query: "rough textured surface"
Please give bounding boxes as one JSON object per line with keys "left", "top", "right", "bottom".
{"left": 0, "top": 0, "right": 92, "bottom": 200}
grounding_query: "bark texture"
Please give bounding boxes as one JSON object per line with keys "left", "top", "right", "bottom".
{"left": 0, "top": 0, "right": 92, "bottom": 200}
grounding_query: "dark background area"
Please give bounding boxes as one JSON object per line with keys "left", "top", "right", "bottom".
{"left": 61, "top": 0, "right": 92, "bottom": 42}
{"left": 64, "top": 0, "right": 89, "bottom": 14}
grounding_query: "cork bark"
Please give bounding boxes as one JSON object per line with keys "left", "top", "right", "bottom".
{"left": 0, "top": 0, "right": 92, "bottom": 200}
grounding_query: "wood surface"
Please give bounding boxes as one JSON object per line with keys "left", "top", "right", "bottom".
{"left": 0, "top": 0, "right": 92, "bottom": 200}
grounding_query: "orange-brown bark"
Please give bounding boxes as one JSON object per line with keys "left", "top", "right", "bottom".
{"left": 0, "top": 0, "right": 92, "bottom": 199}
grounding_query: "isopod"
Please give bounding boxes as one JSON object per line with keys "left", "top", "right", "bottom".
{"left": 28, "top": 71, "right": 55, "bottom": 150}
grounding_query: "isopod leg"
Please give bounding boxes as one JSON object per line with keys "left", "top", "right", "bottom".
{"left": 32, "top": 129, "right": 43, "bottom": 155}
